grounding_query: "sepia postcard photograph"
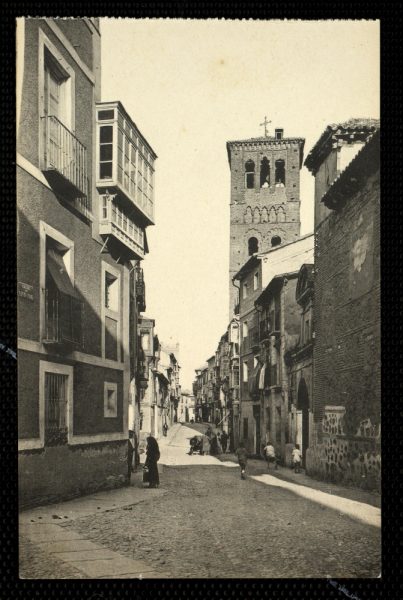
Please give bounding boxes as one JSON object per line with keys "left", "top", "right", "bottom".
{"left": 16, "top": 17, "right": 380, "bottom": 580}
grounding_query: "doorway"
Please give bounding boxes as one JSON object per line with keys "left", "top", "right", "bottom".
{"left": 297, "top": 377, "right": 310, "bottom": 466}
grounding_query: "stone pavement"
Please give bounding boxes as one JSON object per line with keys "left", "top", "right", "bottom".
{"left": 19, "top": 423, "right": 381, "bottom": 579}
{"left": 19, "top": 484, "right": 171, "bottom": 579}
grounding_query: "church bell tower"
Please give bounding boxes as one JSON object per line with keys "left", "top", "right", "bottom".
{"left": 226, "top": 126, "right": 305, "bottom": 317}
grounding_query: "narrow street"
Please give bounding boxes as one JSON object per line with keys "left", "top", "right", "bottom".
{"left": 20, "top": 423, "right": 381, "bottom": 579}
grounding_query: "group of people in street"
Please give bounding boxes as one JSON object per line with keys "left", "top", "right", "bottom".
{"left": 134, "top": 424, "right": 304, "bottom": 489}
{"left": 235, "top": 441, "right": 303, "bottom": 479}
{"left": 188, "top": 426, "right": 230, "bottom": 456}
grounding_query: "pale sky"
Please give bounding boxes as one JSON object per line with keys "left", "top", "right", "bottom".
{"left": 101, "top": 19, "right": 380, "bottom": 390}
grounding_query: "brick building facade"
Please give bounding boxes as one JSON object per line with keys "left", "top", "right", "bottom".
{"left": 226, "top": 130, "right": 305, "bottom": 316}
{"left": 305, "top": 121, "right": 380, "bottom": 490}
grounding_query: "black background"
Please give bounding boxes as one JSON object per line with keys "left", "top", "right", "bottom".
{"left": 2, "top": 4, "right": 399, "bottom": 599}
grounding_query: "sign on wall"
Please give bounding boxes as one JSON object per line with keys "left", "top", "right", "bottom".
{"left": 17, "top": 282, "right": 34, "bottom": 301}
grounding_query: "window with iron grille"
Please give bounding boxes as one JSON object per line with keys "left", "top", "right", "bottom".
{"left": 44, "top": 372, "right": 68, "bottom": 446}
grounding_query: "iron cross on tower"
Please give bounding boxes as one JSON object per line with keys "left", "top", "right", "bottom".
{"left": 260, "top": 116, "right": 272, "bottom": 137}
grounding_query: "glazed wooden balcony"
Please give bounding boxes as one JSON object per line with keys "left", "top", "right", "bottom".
{"left": 96, "top": 102, "right": 156, "bottom": 226}
{"left": 99, "top": 194, "right": 145, "bottom": 260}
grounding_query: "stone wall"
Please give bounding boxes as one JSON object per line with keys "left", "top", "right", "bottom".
{"left": 306, "top": 407, "right": 381, "bottom": 491}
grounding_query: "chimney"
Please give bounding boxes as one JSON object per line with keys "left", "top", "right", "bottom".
{"left": 275, "top": 128, "right": 284, "bottom": 140}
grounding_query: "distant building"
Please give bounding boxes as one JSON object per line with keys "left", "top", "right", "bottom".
{"left": 233, "top": 235, "right": 314, "bottom": 457}
{"left": 178, "top": 391, "right": 195, "bottom": 423}
{"left": 284, "top": 264, "right": 314, "bottom": 468}
{"left": 305, "top": 119, "right": 380, "bottom": 490}
{"left": 226, "top": 128, "right": 305, "bottom": 316}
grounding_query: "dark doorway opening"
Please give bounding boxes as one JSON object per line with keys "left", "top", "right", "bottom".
{"left": 297, "top": 377, "right": 310, "bottom": 466}
{"left": 248, "top": 237, "right": 259, "bottom": 255}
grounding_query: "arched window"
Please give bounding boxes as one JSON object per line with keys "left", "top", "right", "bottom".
{"left": 260, "top": 157, "right": 270, "bottom": 187}
{"left": 253, "top": 207, "right": 260, "bottom": 224}
{"left": 245, "top": 160, "right": 255, "bottom": 189}
{"left": 248, "top": 237, "right": 259, "bottom": 255}
{"left": 275, "top": 159, "right": 285, "bottom": 185}
{"left": 271, "top": 236, "right": 281, "bottom": 247}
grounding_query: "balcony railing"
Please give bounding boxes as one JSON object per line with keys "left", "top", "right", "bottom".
{"left": 43, "top": 289, "right": 83, "bottom": 347}
{"left": 42, "top": 115, "right": 89, "bottom": 202}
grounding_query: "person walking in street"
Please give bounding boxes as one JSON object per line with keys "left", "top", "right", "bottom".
{"left": 145, "top": 435, "right": 160, "bottom": 488}
{"left": 162, "top": 422, "right": 168, "bottom": 437}
{"left": 263, "top": 441, "right": 278, "bottom": 470}
{"left": 235, "top": 441, "right": 249, "bottom": 479}
{"left": 221, "top": 431, "right": 228, "bottom": 454}
{"left": 292, "top": 443, "right": 302, "bottom": 473}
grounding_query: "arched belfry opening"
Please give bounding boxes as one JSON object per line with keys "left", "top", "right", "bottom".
{"left": 248, "top": 237, "right": 259, "bottom": 255}
{"left": 275, "top": 159, "right": 285, "bottom": 185}
{"left": 271, "top": 235, "right": 281, "bottom": 247}
{"left": 260, "top": 157, "right": 270, "bottom": 187}
{"left": 245, "top": 160, "right": 255, "bottom": 189}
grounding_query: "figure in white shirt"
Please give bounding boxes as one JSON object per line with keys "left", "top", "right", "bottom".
{"left": 263, "top": 442, "right": 278, "bottom": 470}
{"left": 292, "top": 444, "right": 302, "bottom": 473}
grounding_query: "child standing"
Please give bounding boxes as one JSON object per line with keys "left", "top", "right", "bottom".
{"left": 292, "top": 444, "right": 302, "bottom": 473}
{"left": 235, "top": 441, "right": 248, "bottom": 479}
{"left": 263, "top": 442, "right": 278, "bottom": 470}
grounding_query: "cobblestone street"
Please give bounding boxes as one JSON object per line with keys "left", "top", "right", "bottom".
{"left": 20, "top": 424, "right": 381, "bottom": 579}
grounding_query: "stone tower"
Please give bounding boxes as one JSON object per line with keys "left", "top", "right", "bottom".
{"left": 226, "top": 129, "right": 305, "bottom": 316}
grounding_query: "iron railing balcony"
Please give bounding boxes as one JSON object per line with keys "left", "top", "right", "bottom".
{"left": 42, "top": 115, "right": 89, "bottom": 212}
{"left": 43, "top": 288, "right": 83, "bottom": 348}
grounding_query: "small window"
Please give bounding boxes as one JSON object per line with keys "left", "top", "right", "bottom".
{"left": 99, "top": 125, "right": 113, "bottom": 179}
{"left": 243, "top": 322, "right": 248, "bottom": 338}
{"left": 104, "top": 382, "right": 118, "bottom": 418}
{"left": 253, "top": 356, "right": 259, "bottom": 368}
{"left": 245, "top": 160, "right": 255, "bottom": 189}
{"left": 243, "top": 361, "right": 249, "bottom": 382}
{"left": 141, "top": 332, "right": 150, "bottom": 351}
{"left": 248, "top": 237, "right": 258, "bottom": 255}
{"left": 254, "top": 272, "right": 259, "bottom": 290}
{"left": 271, "top": 236, "right": 281, "bottom": 248}
{"left": 105, "top": 272, "right": 119, "bottom": 312}
{"left": 44, "top": 372, "right": 68, "bottom": 446}
{"left": 243, "top": 283, "right": 248, "bottom": 299}
{"left": 98, "top": 109, "right": 115, "bottom": 120}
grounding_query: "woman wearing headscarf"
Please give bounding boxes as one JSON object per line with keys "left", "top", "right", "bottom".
{"left": 145, "top": 435, "right": 160, "bottom": 488}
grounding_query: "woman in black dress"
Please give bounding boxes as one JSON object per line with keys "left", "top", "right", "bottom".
{"left": 145, "top": 436, "right": 160, "bottom": 488}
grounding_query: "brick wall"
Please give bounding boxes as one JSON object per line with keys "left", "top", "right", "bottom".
{"left": 313, "top": 168, "right": 380, "bottom": 430}
{"left": 308, "top": 165, "right": 380, "bottom": 490}
{"left": 228, "top": 140, "right": 302, "bottom": 315}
